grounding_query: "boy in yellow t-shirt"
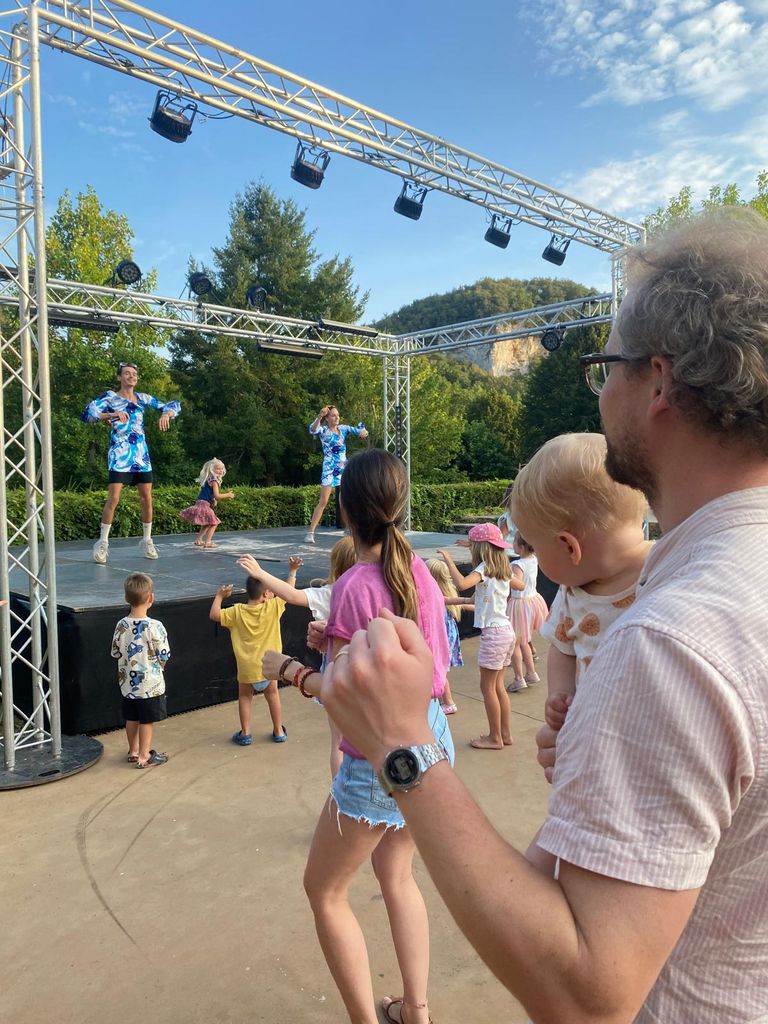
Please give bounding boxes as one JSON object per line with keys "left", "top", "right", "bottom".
{"left": 210, "top": 575, "right": 288, "bottom": 744}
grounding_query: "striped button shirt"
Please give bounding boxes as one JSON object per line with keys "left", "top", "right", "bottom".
{"left": 538, "top": 487, "right": 768, "bottom": 1023}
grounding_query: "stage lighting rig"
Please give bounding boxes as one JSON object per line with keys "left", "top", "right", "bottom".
{"left": 149, "top": 91, "right": 198, "bottom": 143}
{"left": 110, "top": 260, "right": 142, "bottom": 287}
{"left": 540, "top": 327, "right": 566, "bottom": 352}
{"left": 394, "top": 181, "right": 428, "bottom": 220}
{"left": 188, "top": 272, "right": 213, "bottom": 297}
{"left": 246, "top": 284, "right": 267, "bottom": 310}
{"left": 290, "top": 142, "right": 330, "bottom": 189}
{"left": 258, "top": 339, "right": 323, "bottom": 359}
{"left": 317, "top": 318, "right": 379, "bottom": 339}
{"left": 484, "top": 214, "right": 513, "bottom": 249}
{"left": 542, "top": 234, "right": 570, "bottom": 266}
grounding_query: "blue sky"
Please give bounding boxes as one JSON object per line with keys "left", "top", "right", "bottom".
{"left": 36, "top": 0, "right": 768, "bottom": 322}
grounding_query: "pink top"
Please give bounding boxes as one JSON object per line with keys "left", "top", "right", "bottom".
{"left": 326, "top": 555, "right": 450, "bottom": 759}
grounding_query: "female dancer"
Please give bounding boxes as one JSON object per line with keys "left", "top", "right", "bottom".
{"left": 305, "top": 404, "right": 367, "bottom": 544}
{"left": 82, "top": 361, "right": 180, "bottom": 563}
{"left": 264, "top": 448, "right": 453, "bottom": 1024}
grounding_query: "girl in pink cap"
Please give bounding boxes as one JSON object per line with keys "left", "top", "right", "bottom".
{"left": 439, "top": 522, "right": 523, "bottom": 749}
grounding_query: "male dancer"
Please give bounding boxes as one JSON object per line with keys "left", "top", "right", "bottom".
{"left": 83, "top": 362, "right": 180, "bottom": 563}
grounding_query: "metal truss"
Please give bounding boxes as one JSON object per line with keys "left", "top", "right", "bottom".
{"left": 400, "top": 294, "right": 613, "bottom": 355}
{"left": 0, "top": 7, "right": 60, "bottom": 771}
{"left": 383, "top": 349, "right": 411, "bottom": 523}
{"left": 0, "top": 277, "right": 393, "bottom": 356}
{"left": 24, "top": 0, "right": 643, "bottom": 254}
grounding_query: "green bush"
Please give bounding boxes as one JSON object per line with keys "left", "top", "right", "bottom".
{"left": 5, "top": 480, "right": 510, "bottom": 541}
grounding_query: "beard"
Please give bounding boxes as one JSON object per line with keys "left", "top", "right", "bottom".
{"left": 604, "top": 428, "right": 658, "bottom": 508}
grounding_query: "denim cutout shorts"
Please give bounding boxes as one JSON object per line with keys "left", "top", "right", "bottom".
{"left": 330, "top": 698, "right": 455, "bottom": 830}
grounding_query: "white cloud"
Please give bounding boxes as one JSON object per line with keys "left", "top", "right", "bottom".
{"left": 521, "top": 0, "right": 768, "bottom": 112}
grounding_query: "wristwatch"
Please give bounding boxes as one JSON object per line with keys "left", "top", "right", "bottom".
{"left": 377, "top": 743, "right": 448, "bottom": 795}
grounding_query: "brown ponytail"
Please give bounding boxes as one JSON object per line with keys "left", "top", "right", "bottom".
{"left": 339, "top": 449, "right": 418, "bottom": 621}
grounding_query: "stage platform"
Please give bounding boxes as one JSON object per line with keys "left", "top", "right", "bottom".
{"left": 10, "top": 526, "right": 519, "bottom": 735}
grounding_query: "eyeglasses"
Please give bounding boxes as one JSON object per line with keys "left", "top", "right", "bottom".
{"left": 579, "top": 352, "right": 643, "bottom": 396}
{"left": 118, "top": 362, "right": 138, "bottom": 372}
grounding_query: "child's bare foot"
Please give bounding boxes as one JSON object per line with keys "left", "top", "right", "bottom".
{"left": 470, "top": 735, "right": 504, "bottom": 750}
{"left": 502, "top": 735, "right": 514, "bottom": 746}
{"left": 381, "top": 996, "right": 432, "bottom": 1024}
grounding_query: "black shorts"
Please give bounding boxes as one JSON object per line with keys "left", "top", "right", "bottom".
{"left": 109, "top": 470, "right": 153, "bottom": 485}
{"left": 122, "top": 694, "right": 167, "bottom": 723}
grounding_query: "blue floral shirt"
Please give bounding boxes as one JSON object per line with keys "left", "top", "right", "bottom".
{"left": 111, "top": 616, "right": 171, "bottom": 698}
{"left": 309, "top": 422, "right": 363, "bottom": 485}
{"left": 82, "top": 391, "right": 181, "bottom": 472}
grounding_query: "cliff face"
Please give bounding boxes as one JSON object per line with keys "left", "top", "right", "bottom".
{"left": 451, "top": 333, "right": 545, "bottom": 377}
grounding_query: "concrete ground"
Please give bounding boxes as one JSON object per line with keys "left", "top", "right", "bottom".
{"left": 1, "top": 636, "right": 551, "bottom": 1024}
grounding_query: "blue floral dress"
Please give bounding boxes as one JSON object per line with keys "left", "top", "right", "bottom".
{"left": 82, "top": 391, "right": 181, "bottom": 472}
{"left": 445, "top": 609, "right": 464, "bottom": 668}
{"left": 309, "top": 422, "right": 364, "bottom": 486}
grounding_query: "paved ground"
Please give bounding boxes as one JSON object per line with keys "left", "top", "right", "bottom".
{"left": 1, "top": 635, "right": 551, "bottom": 1024}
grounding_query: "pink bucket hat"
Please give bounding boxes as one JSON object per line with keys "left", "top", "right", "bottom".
{"left": 466, "top": 522, "right": 512, "bottom": 548}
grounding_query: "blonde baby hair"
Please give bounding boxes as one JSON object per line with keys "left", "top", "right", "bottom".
{"left": 510, "top": 433, "right": 647, "bottom": 538}
{"left": 469, "top": 541, "right": 512, "bottom": 581}
{"left": 426, "top": 557, "right": 461, "bottom": 621}
{"left": 329, "top": 536, "right": 356, "bottom": 583}
{"left": 124, "top": 572, "right": 153, "bottom": 607}
{"left": 195, "top": 457, "right": 226, "bottom": 487}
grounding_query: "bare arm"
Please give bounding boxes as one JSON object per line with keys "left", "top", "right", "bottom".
{"left": 211, "top": 480, "right": 235, "bottom": 501}
{"left": 509, "top": 564, "right": 525, "bottom": 592}
{"left": 321, "top": 613, "right": 700, "bottom": 1024}
{"left": 237, "top": 554, "right": 309, "bottom": 607}
{"left": 437, "top": 548, "right": 481, "bottom": 592}
{"left": 443, "top": 596, "right": 474, "bottom": 608}
{"left": 209, "top": 584, "right": 233, "bottom": 622}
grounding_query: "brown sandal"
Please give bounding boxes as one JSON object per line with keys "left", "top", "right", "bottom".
{"left": 381, "top": 997, "right": 433, "bottom": 1024}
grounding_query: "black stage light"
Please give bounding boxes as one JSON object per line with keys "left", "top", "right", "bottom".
{"left": 394, "top": 181, "right": 428, "bottom": 221}
{"left": 258, "top": 339, "right": 323, "bottom": 359}
{"left": 188, "top": 272, "right": 213, "bottom": 296}
{"left": 542, "top": 234, "right": 570, "bottom": 266}
{"left": 149, "top": 91, "right": 197, "bottom": 143}
{"left": 484, "top": 215, "right": 513, "bottom": 249}
{"left": 46, "top": 309, "right": 120, "bottom": 333}
{"left": 290, "top": 142, "right": 330, "bottom": 189}
{"left": 246, "top": 284, "right": 267, "bottom": 310}
{"left": 317, "top": 318, "right": 379, "bottom": 339}
{"left": 112, "top": 260, "right": 142, "bottom": 286}
{"left": 541, "top": 327, "right": 566, "bottom": 352}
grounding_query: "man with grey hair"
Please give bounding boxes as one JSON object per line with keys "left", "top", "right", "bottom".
{"left": 320, "top": 209, "right": 768, "bottom": 1023}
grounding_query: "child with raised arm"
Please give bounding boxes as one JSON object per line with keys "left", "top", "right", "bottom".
{"left": 439, "top": 522, "right": 524, "bottom": 750}
{"left": 111, "top": 572, "right": 170, "bottom": 769}
{"left": 237, "top": 537, "right": 356, "bottom": 775}
{"left": 179, "top": 457, "right": 235, "bottom": 548}
{"left": 508, "top": 432, "right": 651, "bottom": 781}
{"left": 210, "top": 571, "right": 290, "bottom": 745}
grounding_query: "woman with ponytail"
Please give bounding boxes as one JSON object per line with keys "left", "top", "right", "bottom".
{"left": 265, "top": 448, "right": 453, "bottom": 1024}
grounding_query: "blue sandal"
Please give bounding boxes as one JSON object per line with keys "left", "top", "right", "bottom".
{"left": 272, "top": 725, "right": 288, "bottom": 743}
{"left": 232, "top": 730, "right": 253, "bottom": 746}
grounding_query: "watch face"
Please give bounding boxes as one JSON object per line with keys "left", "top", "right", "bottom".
{"left": 386, "top": 748, "right": 420, "bottom": 786}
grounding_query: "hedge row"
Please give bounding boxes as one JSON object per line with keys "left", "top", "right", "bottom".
{"left": 5, "top": 480, "right": 510, "bottom": 542}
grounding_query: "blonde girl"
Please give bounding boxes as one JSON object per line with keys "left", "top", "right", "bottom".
{"left": 238, "top": 536, "right": 356, "bottom": 777}
{"left": 425, "top": 557, "right": 472, "bottom": 715}
{"left": 179, "top": 458, "right": 234, "bottom": 548}
{"left": 439, "top": 522, "right": 524, "bottom": 750}
{"left": 262, "top": 448, "right": 453, "bottom": 1024}
{"left": 506, "top": 533, "right": 549, "bottom": 693}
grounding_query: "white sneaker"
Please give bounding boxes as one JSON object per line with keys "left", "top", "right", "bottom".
{"left": 304, "top": 532, "right": 315, "bottom": 544}
{"left": 92, "top": 540, "right": 109, "bottom": 564}
{"left": 506, "top": 677, "right": 528, "bottom": 693}
{"left": 524, "top": 672, "right": 541, "bottom": 685}
{"left": 140, "top": 538, "right": 159, "bottom": 559}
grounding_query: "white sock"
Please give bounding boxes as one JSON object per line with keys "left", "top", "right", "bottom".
{"left": 99, "top": 522, "right": 112, "bottom": 544}
{"left": 142, "top": 522, "right": 152, "bottom": 541}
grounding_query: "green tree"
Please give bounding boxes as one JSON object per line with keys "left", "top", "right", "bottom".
{"left": 457, "top": 387, "right": 522, "bottom": 480}
{"left": 44, "top": 186, "right": 188, "bottom": 488}
{"left": 519, "top": 325, "right": 606, "bottom": 460}
{"left": 170, "top": 183, "right": 373, "bottom": 485}
{"left": 645, "top": 171, "right": 768, "bottom": 237}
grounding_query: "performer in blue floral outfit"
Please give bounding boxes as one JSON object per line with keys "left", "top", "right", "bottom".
{"left": 82, "top": 362, "right": 180, "bottom": 563}
{"left": 304, "top": 404, "right": 367, "bottom": 543}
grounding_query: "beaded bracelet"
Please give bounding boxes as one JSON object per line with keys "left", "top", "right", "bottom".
{"left": 278, "top": 657, "right": 294, "bottom": 683}
{"left": 297, "top": 666, "right": 316, "bottom": 699}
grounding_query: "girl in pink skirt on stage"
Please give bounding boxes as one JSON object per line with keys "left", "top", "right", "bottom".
{"left": 179, "top": 458, "right": 234, "bottom": 548}
{"left": 506, "top": 532, "right": 549, "bottom": 693}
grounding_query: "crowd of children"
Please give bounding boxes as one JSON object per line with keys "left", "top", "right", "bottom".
{"left": 106, "top": 434, "right": 651, "bottom": 1023}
